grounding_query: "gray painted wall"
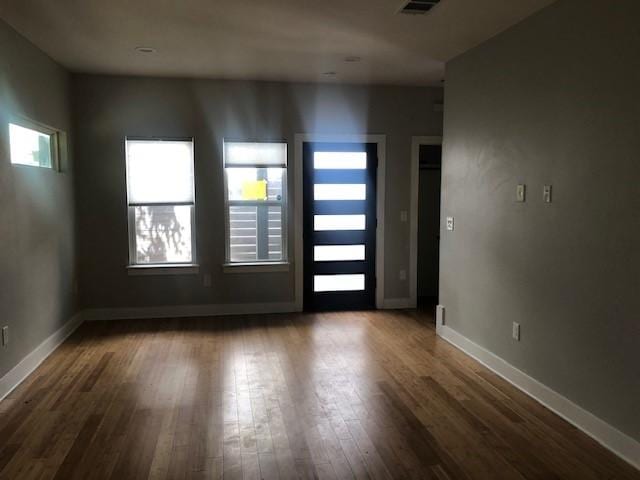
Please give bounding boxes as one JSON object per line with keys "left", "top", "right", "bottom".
{"left": 0, "top": 20, "right": 76, "bottom": 379}
{"left": 72, "top": 75, "right": 443, "bottom": 309}
{"left": 441, "top": 0, "right": 640, "bottom": 441}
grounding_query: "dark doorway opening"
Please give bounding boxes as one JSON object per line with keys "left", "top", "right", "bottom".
{"left": 417, "top": 144, "right": 442, "bottom": 309}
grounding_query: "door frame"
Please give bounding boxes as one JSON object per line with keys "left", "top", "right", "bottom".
{"left": 294, "top": 134, "right": 386, "bottom": 311}
{"left": 409, "top": 136, "right": 443, "bottom": 307}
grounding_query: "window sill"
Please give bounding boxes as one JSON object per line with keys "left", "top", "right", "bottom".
{"left": 127, "top": 264, "right": 200, "bottom": 276}
{"left": 223, "top": 262, "right": 290, "bottom": 274}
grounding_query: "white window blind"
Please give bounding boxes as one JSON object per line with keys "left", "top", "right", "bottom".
{"left": 126, "top": 140, "right": 194, "bottom": 205}
{"left": 224, "top": 142, "right": 287, "bottom": 166}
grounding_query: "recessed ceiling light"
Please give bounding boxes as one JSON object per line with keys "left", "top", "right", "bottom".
{"left": 344, "top": 56, "right": 361, "bottom": 63}
{"left": 135, "top": 46, "right": 156, "bottom": 54}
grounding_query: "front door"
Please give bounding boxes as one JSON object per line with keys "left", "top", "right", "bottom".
{"left": 303, "top": 142, "right": 377, "bottom": 311}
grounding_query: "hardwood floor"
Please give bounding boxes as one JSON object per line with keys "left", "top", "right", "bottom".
{"left": 0, "top": 309, "right": 637, "bottom": 479}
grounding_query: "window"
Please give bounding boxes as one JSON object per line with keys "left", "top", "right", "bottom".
{"left": 9, "top": 122, "right": 59, "bottom": 169}
{"left": 224, "top": 141, "right": 287, "bottom": 264}
{"left": 125, "top": 138, "right": 196, "bottom": 266}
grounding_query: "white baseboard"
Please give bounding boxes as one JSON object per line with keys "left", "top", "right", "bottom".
{"left": 81, "top": 301, "right": 298, "bottom": 321}
{"left": 436, "top": 323, "right": 640, "bottom": 470}
{"left": 381, "top": 298, "right": 415, "bottom": 309}
{"left": 0, "top": 312, "right": 84, "bottom": 402}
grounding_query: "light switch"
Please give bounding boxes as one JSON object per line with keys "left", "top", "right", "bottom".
{"left": 543, "top": 185, "right": 552, "bottom": 203}
{"left": 516, "top": 184, "right": 526, "bottom": 202}
{"left": 203, "top": 273, "right": 212, "bottom": 287}
{"left": 446, "top": 216, "right": 454, "bottom": 231}
{"left": 512, "top": 322, "right": 520, "bottom": 341}
{"left": 400, "top": 210, "right": 408, "bottom": 222}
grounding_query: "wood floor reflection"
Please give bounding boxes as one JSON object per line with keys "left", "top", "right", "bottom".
{"left": 0, "top": 310, "right": 637, "bottom": 479}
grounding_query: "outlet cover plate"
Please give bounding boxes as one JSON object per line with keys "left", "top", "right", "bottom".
{"left": 446, "top": 216, "right": 454, "bottom": 231}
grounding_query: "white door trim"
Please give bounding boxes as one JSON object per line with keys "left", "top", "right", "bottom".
{"left": 409, "top": 136, "right": 443, "bottom": 307}
{"left": 294, "top": 134, "right": 386, "bottom": 311}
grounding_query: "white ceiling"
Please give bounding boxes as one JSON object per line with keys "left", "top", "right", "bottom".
{"left": 0, "top": 0, "right": 556, "bottom": 86}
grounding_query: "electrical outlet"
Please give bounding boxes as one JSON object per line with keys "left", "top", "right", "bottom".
{"left": 2, "top": 326, "right": 8, "bottom": 347}
{"left": 203, "top": 273, "right": 212, "bottom": 288}
{"left": 446, "top": 216, "right": 454, "bottom": 231}
{"left": 516, "top": 184, "right": 526, "bottom": 202}
{"left": 512, "top": 322, "right": 520, "bottom": 341}
{"left": 543, "top": 185, "right": 552, "bottom": 203}
{"left": 399, "top": 269, "right": 407, "bottom": 281}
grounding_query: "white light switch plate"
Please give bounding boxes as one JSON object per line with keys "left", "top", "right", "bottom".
{"left": 516, "top": 184, "right": 526, "bottom": 202}
{"left": 2, "top": 326, "right": 8, "bottom": 347}
{"left": 512, "top": 322, "right": 520, "bottom": 341}
{"left": 543, "top": 185, "right": 552, "bottom": 203}
{"left": 400, "top": 210, "right": 408, "bottom": 222}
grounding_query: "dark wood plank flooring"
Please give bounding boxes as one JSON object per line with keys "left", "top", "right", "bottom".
{"left": 0, "top": 310, "right": 637, "bottom": 479}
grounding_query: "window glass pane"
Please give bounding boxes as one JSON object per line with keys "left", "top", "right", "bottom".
{"left": 314, "top": 215, "right": 365, "bottom": 231}
{"left": 224, "top": 142, "right": 287, "bottom": 166}
{"left": 127, "top": 140, "right": 194, "bottom": 204}
{"left": 9, "top": 123, "right": 53, "bottom": 168}
{"left": 226, "top": 168, "right": 283, "bottom": 202}
{"left": 134, "top": 205, "right": 192, "bottom": 264}
{"left": 314, "top": 152, "right": 366, "bottom": 169}
{"left": 314, "top": 245, "right": 365, "bottom": 262}
{"left": 314, "top": 184, "right": 366, "bottom": 201}
{"left": 229, "top": 205, "right": 257, "bottom": 262}
{"left": 268, "top": 206, "right": 283, "bottom": 261}
{"left": 229, "top": 205, "right": 283, "bottom": 262}
{"left": 314, "top": 274, "right": 365, "bottom": 292}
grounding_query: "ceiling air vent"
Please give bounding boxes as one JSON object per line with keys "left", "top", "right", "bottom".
{"left": 397, "top": 0, "right": 440, "bottom": 15}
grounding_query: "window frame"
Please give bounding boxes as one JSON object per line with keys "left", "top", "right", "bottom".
{"left": 125, "top": 136, "right": 197, "bottom": 269}
{"left": 222, "top": 140, "right": 289, "bottom": 267}
{"left": 8, "top": 116, "right": 62, "bottom": 171}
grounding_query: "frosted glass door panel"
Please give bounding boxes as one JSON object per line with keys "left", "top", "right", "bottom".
{"left": 314, "top": 215, "right": 365, "bottom": 231}
{"left": 314, "top": 245, "right": 365, "bottom": 262}
{"left": 314, "top": 151, "right": 366, "bottom": 170}
{"left": 314, "top": 184, "right": 366, "bottom": 201}
{"left": 314, "top": 274, "right": 365, "bottom": 292}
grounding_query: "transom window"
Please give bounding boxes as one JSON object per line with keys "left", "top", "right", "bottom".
{"left": 224, "top": 141, "right": 287, "bottom": 264}
{"left": 9, "top": 122, "right": 60, "bottom": 169}
{"left": 125, "top": 138, "right": 196, "bottom": 266}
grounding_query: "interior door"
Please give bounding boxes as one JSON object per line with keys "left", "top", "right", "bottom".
{"left": 303, "top": 142, "right": 377, "bottom": 311}
{"left": 417, "top": 144, "right": 442, "bottom": 303}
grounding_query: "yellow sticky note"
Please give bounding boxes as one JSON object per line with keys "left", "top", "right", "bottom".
{"left": 242, "top": 179, "right": 267, "bottom": 200}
